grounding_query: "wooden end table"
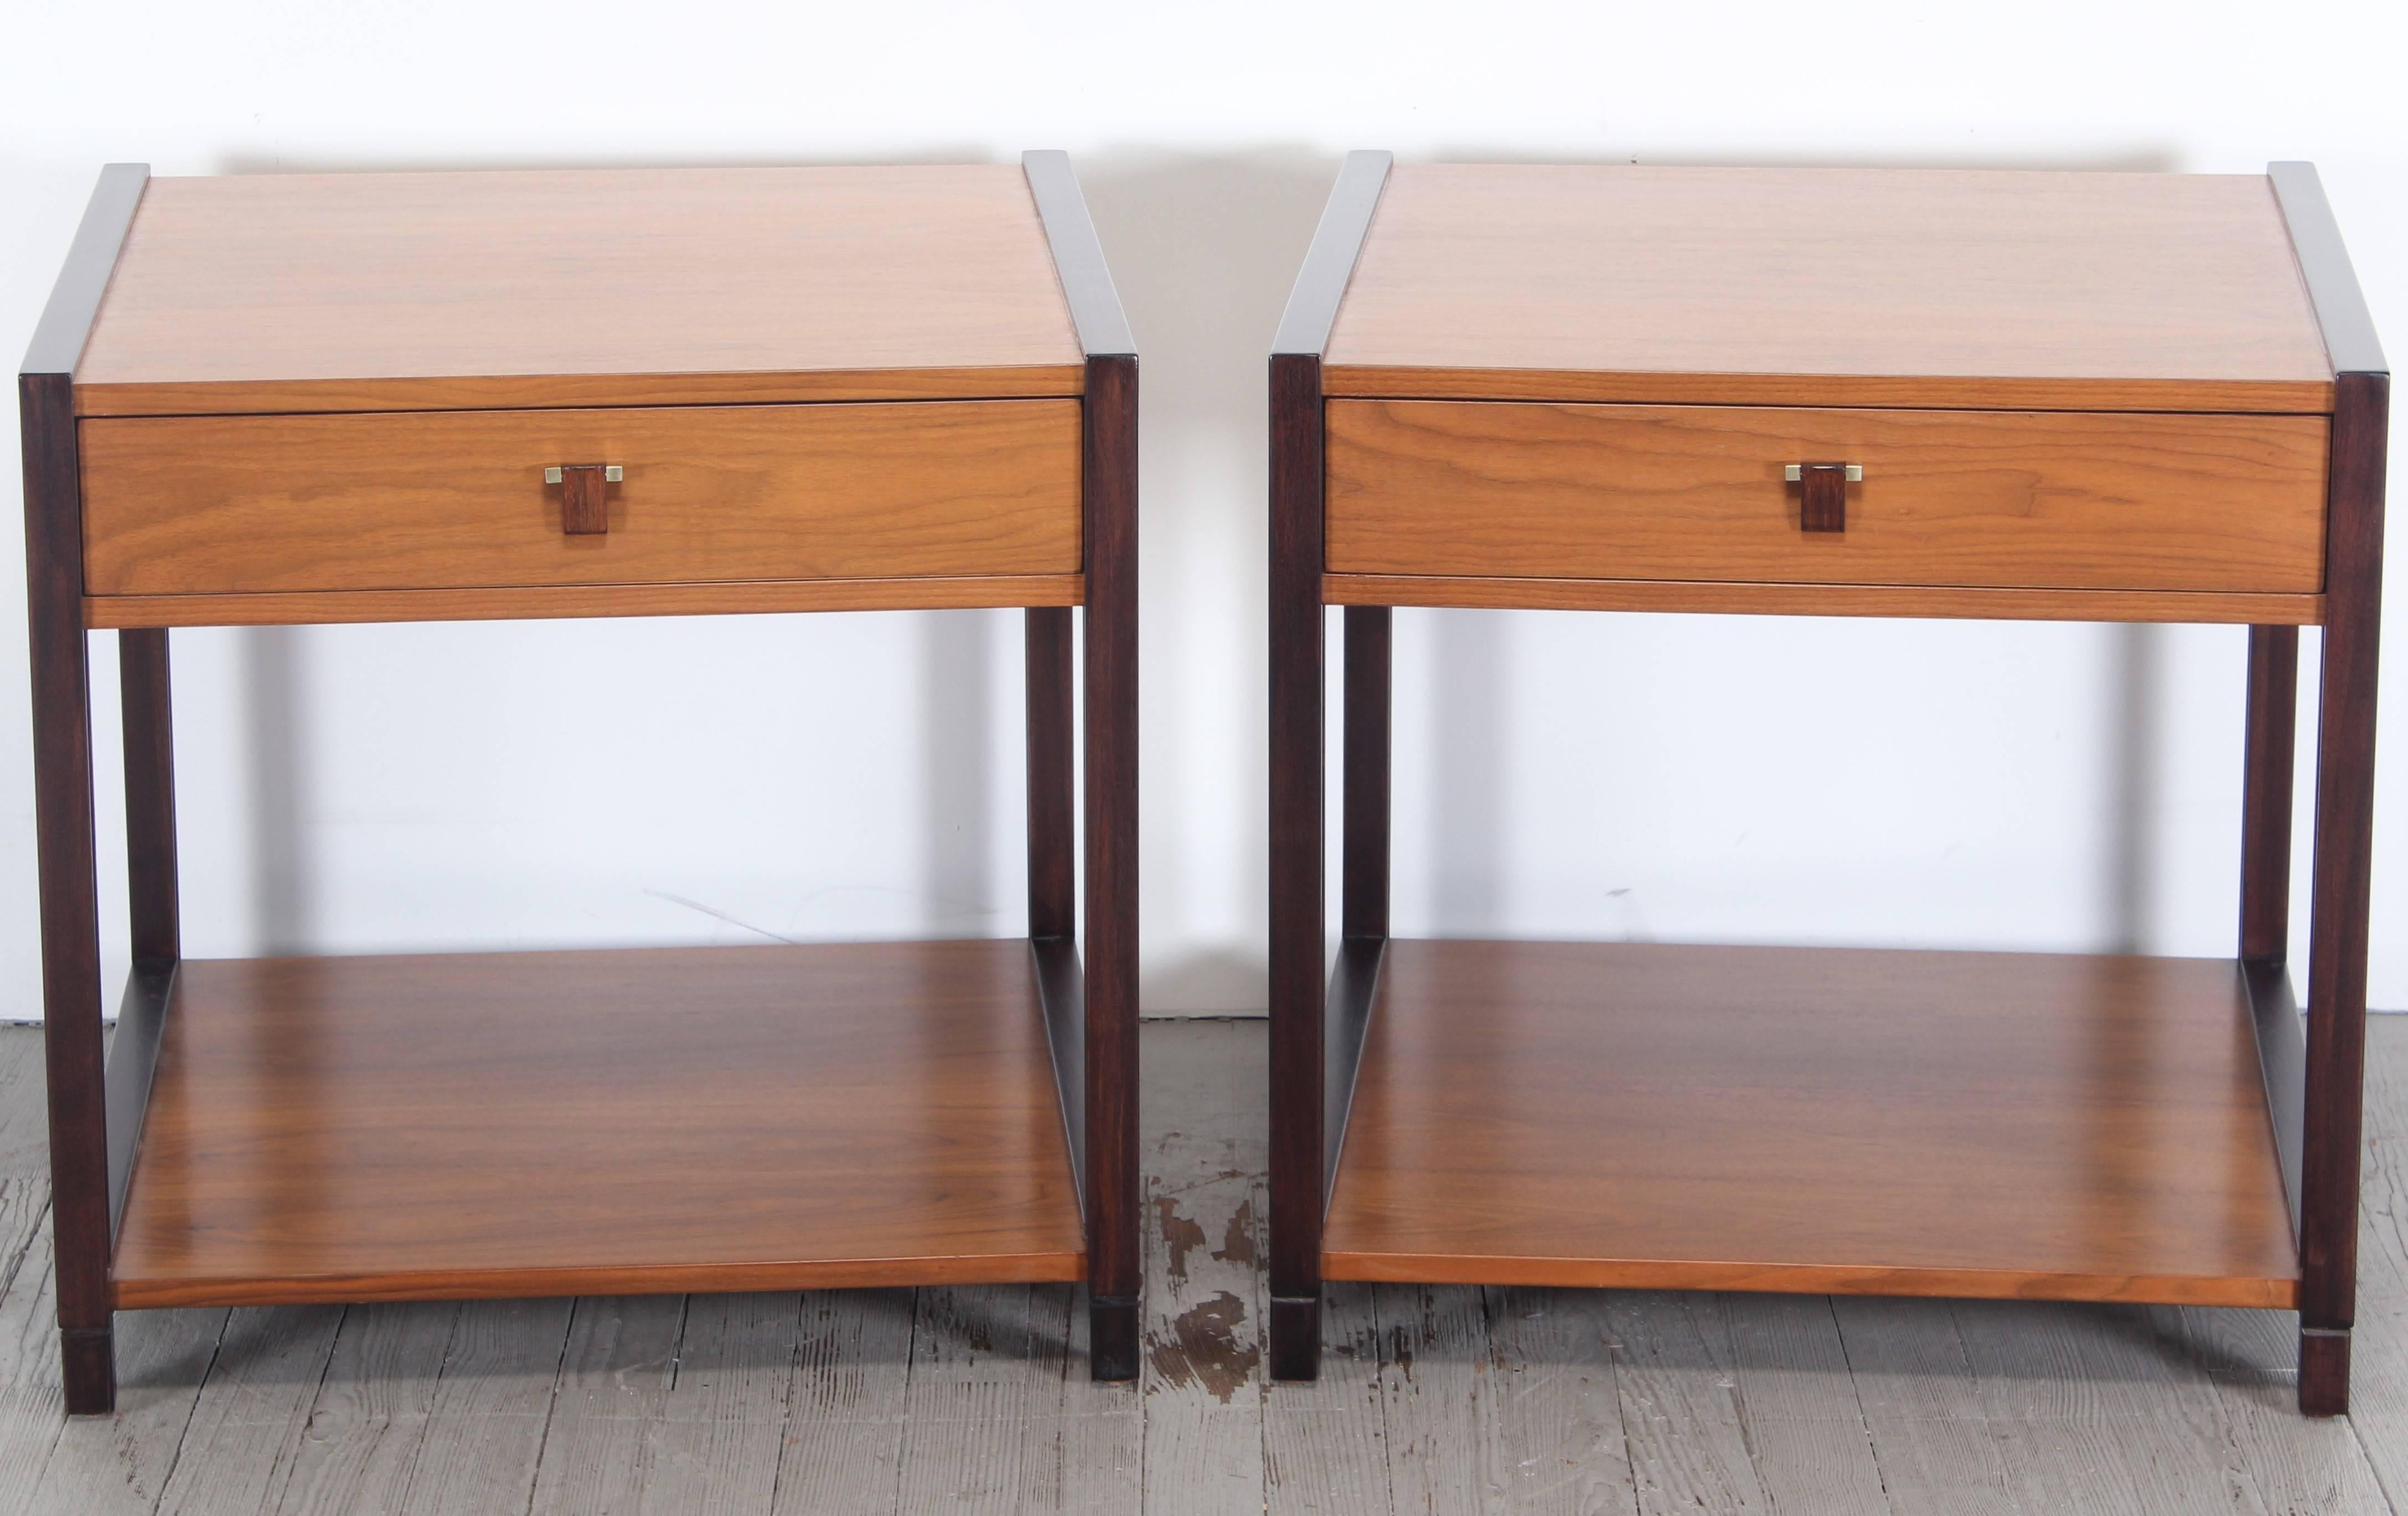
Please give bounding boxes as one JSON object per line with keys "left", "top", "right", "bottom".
{"left": 19, "top": 154, "right": 1139, "bottom": 1415}
{"left": 1267, "top": 157, "right": 2385, "bottom": 1414}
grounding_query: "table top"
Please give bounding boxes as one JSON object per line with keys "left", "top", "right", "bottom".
{"left": 1322, "top": 166, "right": 2335, "bottom": 412}
{"left": 73, "top": 165, "right": 1086, "bottom": 415}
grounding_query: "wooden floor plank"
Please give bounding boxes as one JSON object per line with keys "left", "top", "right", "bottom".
{"left": 1264, "top": 1280, "right": 1394, "bottom": 1516}
{"left": 638, "top": 1292, "right": 802, "bottom": 1515}
{"left": 1604, "top": 1293, "right": 1777, "bottom": 1515}
{"left": 895, "top": 1284, "right": 1046, "bottom": 1514}
{"left": 1951, "top": 1300, "right": 2246, "bottom": 1514}
{"left": 1606, "top": 1291, "right": 1890, "bottom": 1516}
{"left": 2174, "top": 1303, "right": 2391, "bottom": 1516}
{"left": 1831, "top": 1295, "right": 2023, "bottom": 1516}
{"left": 0, "top": 1038, "right": 53, "bottom": 1181}
{"left": 772, "top": 1290, "right": 913, "bottom": 1516}
{"left": 887, "top": 1278, "right": 1143, "bottom": 1515}
{"left": 1142, "top": 1019, "right": 1264, "bottom": 1516}
{"left": 0, "top": 1188, "right": 69, "bottom": 1507}
{"left": 384, "top": 1297, "right": 575, "bottom": 1516}
{"left": 523, "top": 1293, "right": 688, "bottom": 1515}
{"left": 270, "top": 1301, "right": 457, "bottom": 1516}
{"left": 1022, "top": 1283, "right": 1142, "bottom": 1514}
{"left": 1476, "top": 1287, "right": 1636, "bottom": 1516}
{"left": 2328, "top": 1130, "right": 2408, "bottom": 1509}
{"left": 2361, "top": 1016, "right": 2408, "bottom": 1143}
{"left": 1717, "top": 1294, "right": 1892, "bottom": 1515}
{"left": 1373, "top": 1285, "right": 1487, "bottom": 1513}
{"left": 21, "top": 1307, "right": 230, "bottom": 1516}
{"left": 147, "top": 1303, "right": 345, "bottom": 1516}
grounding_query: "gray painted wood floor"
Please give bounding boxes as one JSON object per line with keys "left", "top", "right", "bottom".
{"left": 0, "top": 1015, "right": 2405, "bottom": 1513}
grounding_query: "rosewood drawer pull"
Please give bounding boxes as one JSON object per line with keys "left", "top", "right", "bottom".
{"left": 1785, "top": 462, "right": 1862, "bottom": 533}
{"left": 545, "top": 463, "right": 623, "bottom": 535}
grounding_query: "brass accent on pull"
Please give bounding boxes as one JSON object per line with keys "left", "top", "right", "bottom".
{"left": 546, "top": 464, "right": 622, "bottom": 535}
{"left": 1786, "top": 462, "right": 1860, "bottom": 533}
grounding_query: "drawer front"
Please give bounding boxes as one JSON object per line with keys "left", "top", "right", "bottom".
{"left": 81, "top": 400, "right": 1082, "bottom": 596}
{"left": 1326, "top": 401, "right": 2329, "bottom": 594}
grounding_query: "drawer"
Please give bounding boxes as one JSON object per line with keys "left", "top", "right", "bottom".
{"left": 1325, "top": 401, "right": 2329, "bottom": 594}
{"left": 80, "top": 400, "right": 1083, "bottom": 597}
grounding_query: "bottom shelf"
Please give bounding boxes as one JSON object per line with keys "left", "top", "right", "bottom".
{"left": 112, "top": 940, "right": 1086, "bottom": 1308}
{"left": 1322, "top": 939, "right": 2299, "bottom": 1308}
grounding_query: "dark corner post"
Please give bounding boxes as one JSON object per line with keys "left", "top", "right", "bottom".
{"left": 20, "top": 162, "right": 148, "bottom": 1416}
{"left": 1341, "top": 606, "right": 1391, "bottom": 945}
{"left": 2272, "top": 161, "right": 2388, "bottom": 1417}
{"left": 113, "top": 590, "right": 183, "bottom": 1255}
{"left": 1024, "top": 150, "right": 1140, "bottom": 1380}
{"left": 2240, "top": 615, "right": 2307, "bottom": 1247}
{"left": 120, "top": 627, "right": 179, "bottom": 971}
{"left": 2240, "top": 621, "right": 2300, "bottom": 967}
{"left": 1268, "top": 152, "right": 1389, "bottom": 1380}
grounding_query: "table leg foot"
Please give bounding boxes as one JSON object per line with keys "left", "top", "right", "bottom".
{"left": 1270, "top": 1294, "right": 1321, "bottom": 1380}
{"left": 2300, "top": 1326, "right": 2352, "bottom": 1416}
{"left": 61, "top": 1325, "right": 115, "bottom": 1416}
{"left": 1089, "top": 1293, "right": 1139, "bottom": 1382}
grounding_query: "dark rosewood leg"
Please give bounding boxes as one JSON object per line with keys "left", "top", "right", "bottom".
{"left": 1026, "top": 608, "right": 1077, "bottom": 942}
{"left": 1026, "top": 607, "right": 1091, "bottom": 1281}
{"left": 1321, "top": 606, "right": 1389, "bottom": 1282}
{"left": 1080, "top": 353, "right": 1140, "bottom": 1380}
{"left": 2239, "top": 626, "right": 2297, "bottom": 966}
{"left": 120, "top": 630, "right": 180, "bottom": 967}
{"left": 22, "top": 372, "right": 113, "bottom": 1415}
{"left": 2240, "top": 625, "right": 2307, "bottom": 1242}
{"left": 1268, "top": 353, "right": 1328, "bottom": 1379}
{"left": 1342, "top": 607, "right": 1391, "bottom": 943}
{"left": 2296, "top": 370, "right": 2387, "bottom": 1416}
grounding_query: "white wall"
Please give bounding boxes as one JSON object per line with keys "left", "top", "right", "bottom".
{"left": 2, "top": 0, "right": 2404, "bottom": 1015}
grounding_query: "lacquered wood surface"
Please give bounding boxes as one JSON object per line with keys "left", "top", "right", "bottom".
{"left": 1326, "top": 400, "right": 2329, "bottom": 593}
{"left": 74, "top": 167, "right": 1085, "bottom": 416}
{"left": 1323, "top": 167, "right": 2334, "bottom": 412}
{"left": 111, "top": 941, "right": 1087, "bottom": 1307}
{"left": 85, "top": 574, "right": 1083, "bottom": 630}
{"left": 1322, "top": 940, "right": 2299, "bottom": 1307}
{"left": 81, "top": 399, "right": 1081, "bottom": 599}
{"left": 1323, "top": 573, "right": 2323, "bottom": 626}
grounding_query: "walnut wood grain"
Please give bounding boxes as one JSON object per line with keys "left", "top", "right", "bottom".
{"left": 1326, "top": 400, "right": 2329, "bottom": 594}
{"left": 73, "top": 167, "right": 1084, "bottom": 415}
{"left": 85, "top": 575, "right": 1083, "bottom": 629}
{"left": 81, "top": 399, "right": 1081, "bottom": 598}
{"left": 1323, "top": 166, "right": 2333, "bottom": 412}
{"left": 110, "top": 941, "right": 1087, "bottom": 1307}
{"left": 1321, "top": 940, "right": 2300, "bottom": 1308}
{"left": 1323, "top": 574, "right": 2322, "bottom": 625}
